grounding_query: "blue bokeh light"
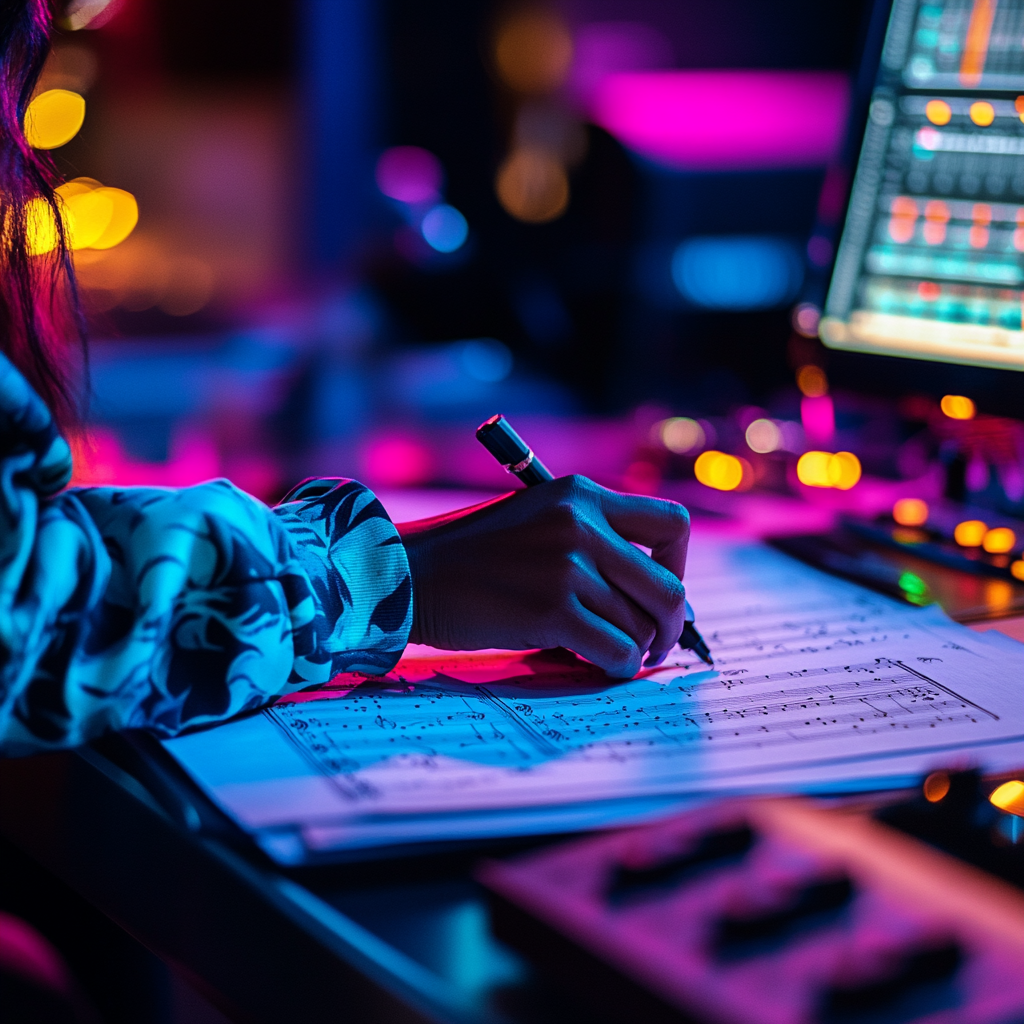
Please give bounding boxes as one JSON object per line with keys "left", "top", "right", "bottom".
{"left": 421, "top": 204, "right": 469, "bottom": 253}
{"left": 459, "top": 339, "right": 512, "bottom": 382}
{"left": 671, "top": 236, "right": 802, "bottom": 310}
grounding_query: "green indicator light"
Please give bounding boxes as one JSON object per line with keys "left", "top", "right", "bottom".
{"left": 898, "top": 571, "right": 931, "bottom": 604}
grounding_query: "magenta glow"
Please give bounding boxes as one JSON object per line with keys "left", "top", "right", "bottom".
{"left": 587, "top": 71, "right": 849, "bottom": 170}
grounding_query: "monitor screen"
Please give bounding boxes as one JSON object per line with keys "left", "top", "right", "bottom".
{"left": 821, "top": 0, "right": 1024, "bottom": 372}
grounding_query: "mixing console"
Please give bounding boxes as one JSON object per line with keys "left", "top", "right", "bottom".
{"left": 823, "top": 0, "right": 1024, "bottom": 370}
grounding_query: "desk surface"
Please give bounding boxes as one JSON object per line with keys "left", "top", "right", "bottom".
{"left": 2, "top": 493, "right": 1021, "bottom": 1024}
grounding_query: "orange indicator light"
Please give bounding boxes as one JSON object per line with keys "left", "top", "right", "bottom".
{"left": 694, "top": 451, "right": 743, "bottom": 491}
{"left": 925, "top": 100, "right": 951, "bottom": 125}
{"left": 1012, "top": 560, "right": 1024, "bottom": 581}
{"left": 940, "top": 394, "right": 975, "bottom": 419}
{"left": 893, "top": 498, "right": 929, "bottom": 526}
{"left": 990, "top": 779, "right": 1024, "bottom": 817}
{"left": 954, "top": 519, "right": 988, "bottom": 546}
{"left": 924, "top": 771, "right": 951, "bottom": 802}
{"left": 982, "top": 527, "right": 1016, "bottom": 554}
{"left": 969, "top": 100, "right": 995, "bottom": 126}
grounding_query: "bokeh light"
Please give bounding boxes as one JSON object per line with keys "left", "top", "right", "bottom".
{"left": 792, "top": 302, "right": 821, "bottom": 337}
{"left": 26, "top": 178, "right": 138, "bottom": 256}
{"left": 796, "top": 450, "right": 861, "bottom": 489}
{"left": 969, "top": 100, "right": 995, "bottom": 126}
{"left": 1012, "top": 560, "right": 1024, "bottom": 580}
{"left": 982, "top": 527, "right": 1016, "bottom": 554}
{"left": 940, "top": 394, "right": 975, "bottom": 419}
{"left": 893, "top": 498, "right": 929, "bottom": 526}
{"left": 494, "top": 9, "right": 574, "bottom": 95}
{"left": 90, "top": 188, "right": 138, "bottom": 249}
{"left": 990, "top": 779, "right": 1024, "bottom": 816}
{"left": 420, "top": 204, "right": 468, "bottom": 253}
{"left": 828, "top": 451, "right": 861, "bottom": 489}
{"left": 458, "top": 339, "right": 512, "bottom": 382}
{"left": 495, "top": 147, "right": 569, "bottom": 223}
{"left": 796, "top": 365, "right": 828, "bottom": 397}
{"left": 657, "top": 417, "right": 704, "bottom": 454}
{"left": 64, "top": 188, "right": 114, "bottom": 249}
{"left": 923, "top": 770, "right": 950, "bottom": 802}
{"left": 924, "top": 99, "right": 951, "bottom": 125}
{"left": 24, "top": 89, "right": 85, "bottom": 149}
{"left": 797, "top": 451, "right": 831, "bottom": 487}
{"left": 376, "top": 146, "right": 443, "bottom": 205}
{"left": 745, "top": 418, "right": 781, "bottom": 453}
{"left": 954, "top": 519, "right": 987, "bottom": 546}
{"left": 694, "top": 450, "right": 743, "bottom": 491}
{"left": 672, "top": 236, "right": 802, "bottom": 310}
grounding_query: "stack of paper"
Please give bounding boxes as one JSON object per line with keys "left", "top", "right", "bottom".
{"left": 164, "top": 531, "right": 1024, "bottom": 864}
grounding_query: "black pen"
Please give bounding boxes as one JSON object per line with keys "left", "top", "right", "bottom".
{"left": 476, "top": 414, "right": 713, "bottom": 666}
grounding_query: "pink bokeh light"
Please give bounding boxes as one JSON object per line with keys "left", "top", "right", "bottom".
{"left": 587, "top": 71, "right": 849, "bottom": 170}
{"left": 375, "top": 146, "right": 443, "bottom": 205}
{"left": 801, "top": 394, "right": 835, "bottom": 444}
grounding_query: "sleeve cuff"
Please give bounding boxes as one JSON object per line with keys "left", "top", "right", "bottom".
{"left": 273, "top": 478, "right": 411, "bottom": 680}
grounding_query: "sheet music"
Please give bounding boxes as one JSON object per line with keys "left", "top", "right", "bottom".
{"left": 164, "top": 531, "right": 1024, "bottom": 858}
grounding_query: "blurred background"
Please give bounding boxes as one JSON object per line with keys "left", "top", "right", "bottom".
{"left": 35, "top": 0, "right": 1022, "bottom": 537}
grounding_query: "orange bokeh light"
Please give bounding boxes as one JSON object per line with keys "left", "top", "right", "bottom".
{"left": 953, "top": 519, "right": 987, "bottom": 546}
{"left": 893, "top": 498, "right": 929, "bottom": 526}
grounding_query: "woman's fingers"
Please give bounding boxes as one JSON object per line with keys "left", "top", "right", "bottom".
{"left": 590, "top": 534, "right": 686, "bottom": 665}
{"left": 596, "top": 485, "right": 690, "bottom": 580}
{"left": 575, "top": 562, "right": 657, "bottom": 653}
{"left": 562, "top": 595, "right": 649, "bottom": 678}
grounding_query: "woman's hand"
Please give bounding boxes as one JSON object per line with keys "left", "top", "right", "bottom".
{"left": 396, "top": 475, "right": 690, "bottom": 678}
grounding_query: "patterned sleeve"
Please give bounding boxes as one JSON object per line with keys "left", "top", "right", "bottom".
{"left": 0, "top": 354, "right": 411, "bottom": 756}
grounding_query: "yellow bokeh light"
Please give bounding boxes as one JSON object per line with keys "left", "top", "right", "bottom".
{"left": 982, "top": 526, "right": 1016, "bottom": 554}
{"left": 24, "top": 88, "right": 85, "bottom": 149}
{"left": 657, "top": 417, "right": 704, "bottom": 454}
{"left": 694, "top": 450, "right": 743, "bottom": 491}
{"left": 1012, "top": 560, "right": 1024, "bottom": 580}
{"left": 954, "top": 519, "right": 987, "bottom": 546}
{"left": 26, "top": 179, "right": 138, "bottom": 256}
{"left": 893, "top": 498, "right": 929, "bottom": 526}
{"left": 495, "top": 147, "right": 569, "bottom": 223}
{"left": 796, "top": 364, "right": 828, "bottom": 397}
{"left": 90, "top": 187, "right": 138, "bottom": 249}
{"left": 925, "top": 99, "right": 951, "bottom": 125}
{"left": 984, "top": 579, "right": 1014, "bottom": 611}
{"left": 745, "top": 418, "right": 781, "bottom": 453}
{"left": 63, "top": 189, "right": 113, "bottom": 249}
{"left": 940, "top": 394, "right": 975, "bottom": 419}
{"left": 797, "top": 450, "right": 831, "bottom": 487}
{"left": 991, "top": 779, "right": 1024, "bottom": 816}
{"left": 493, "top": 10, "right": 574, "bottom": 94}
{"left": 969, "top": 100, "right": 995, "bottom": 126}
{"left": 828, "top": 451, "right": 861, "bottom": 489}
{"left": 796, "top": 451, "right": 861, "bottom": 489}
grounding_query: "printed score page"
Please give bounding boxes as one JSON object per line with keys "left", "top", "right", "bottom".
{"left": 164, "top": 533, "right": 1024, "bottom": 857}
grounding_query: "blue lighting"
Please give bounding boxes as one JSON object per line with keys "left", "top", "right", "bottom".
{"left": 421, "top": 204, "right": 468, "bottom": 253}
{"left": 459, "top": 339, "right": 512, "bottom": 382}
{"left": 671, "top": 236, "right": 802, "bottom": 310}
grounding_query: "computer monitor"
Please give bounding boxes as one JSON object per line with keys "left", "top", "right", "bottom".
{"left": 820, "top": 0, "right": 1024, "bottom": 377}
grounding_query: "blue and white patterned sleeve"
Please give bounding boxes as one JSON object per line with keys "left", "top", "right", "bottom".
{"left": 0, "top": 353, "right": 411, "bottom": 756}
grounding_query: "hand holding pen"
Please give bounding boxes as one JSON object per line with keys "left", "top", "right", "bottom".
{"left": 393, "top": 414, "right": 708, "bottom": 677}
{"left": 477, "top": 415, "right": 712, "bottom": 666}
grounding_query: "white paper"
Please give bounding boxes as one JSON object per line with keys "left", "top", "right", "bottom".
{"left": 164, "top": 532, "right": 1024, "bottom": 858}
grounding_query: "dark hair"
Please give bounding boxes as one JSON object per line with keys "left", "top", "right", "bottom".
{"left": 0, "top": 0, "right": 84, "bottom": 430}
